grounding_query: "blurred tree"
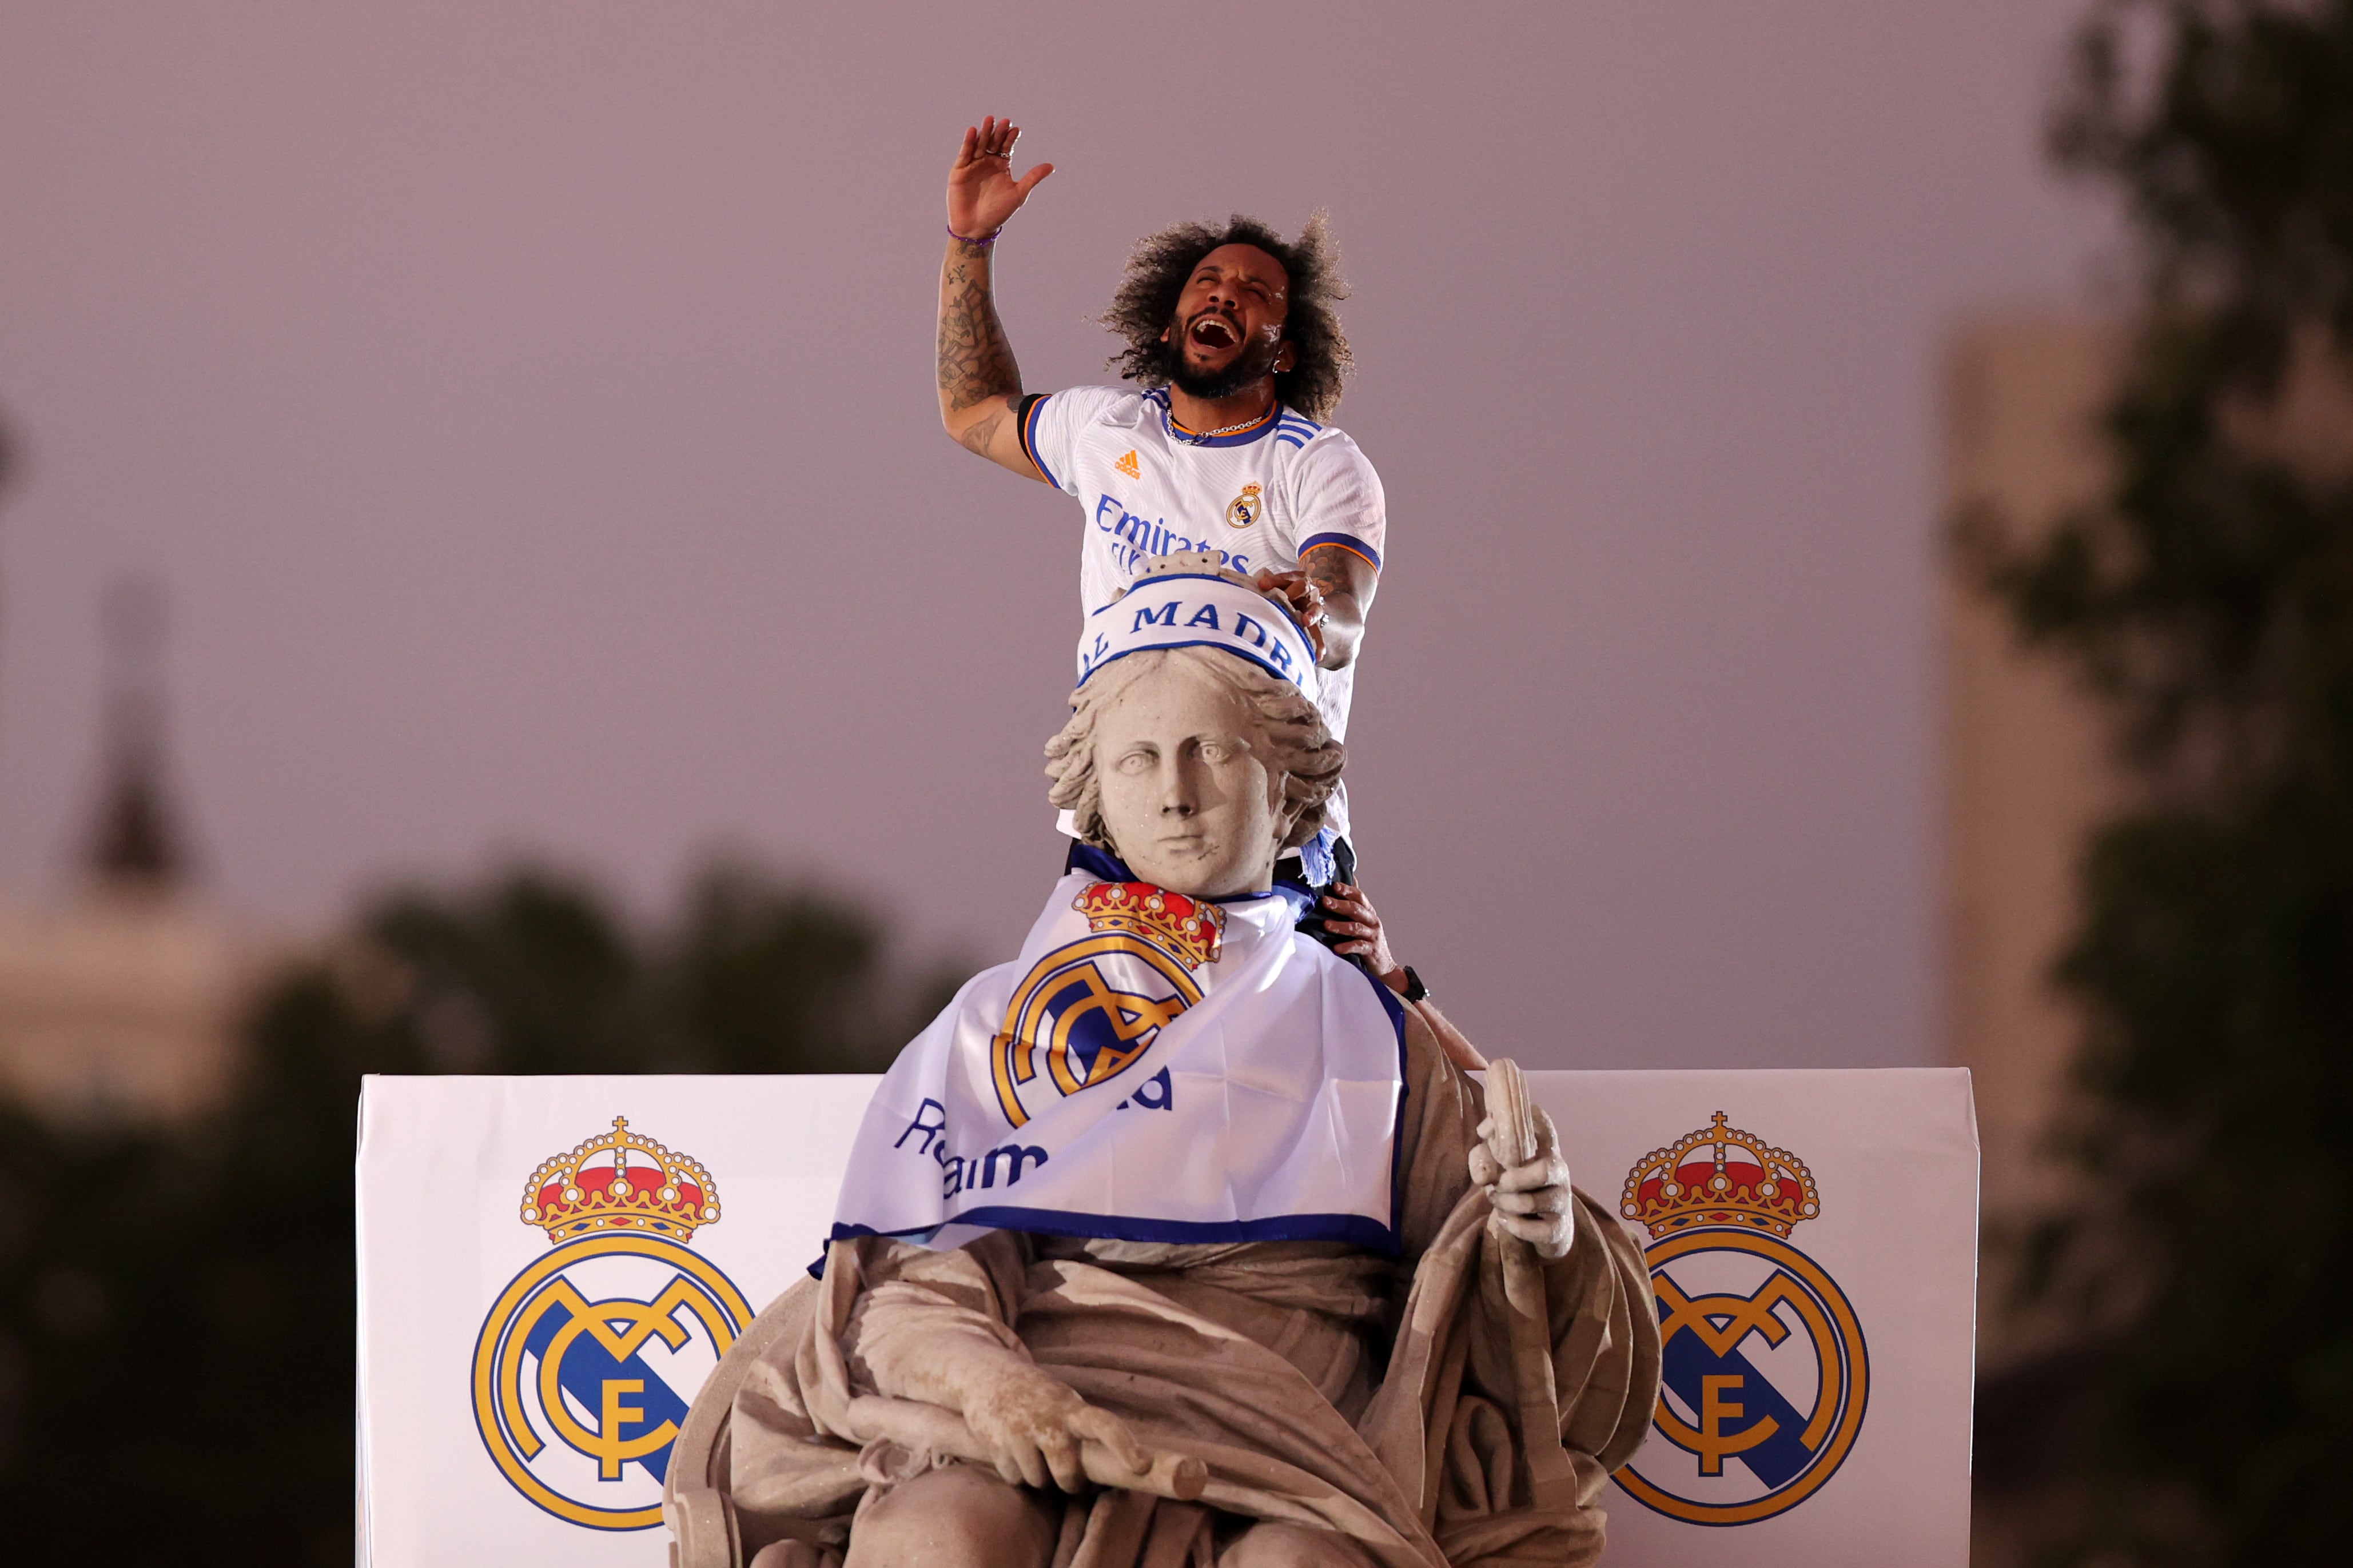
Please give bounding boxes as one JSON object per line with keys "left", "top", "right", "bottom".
{"left": 1972, "top": 1, "right": 2353, "bottom": 1561}
{"left": 374, "top": 871, "right": 651, "bottom": 1074}
{"left": 0, "top": 861, "right": 950, "bottom": 1564}
{"left": 663, "top": 864, "right": 926, "bottom": 1074}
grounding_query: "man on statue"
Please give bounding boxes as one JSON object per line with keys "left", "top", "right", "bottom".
{"left": 933, "top": 115, "right": 1387, "bottom": 896}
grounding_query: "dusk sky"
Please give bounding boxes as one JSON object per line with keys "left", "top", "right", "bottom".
{"left": 0, "top": 3, "right": 2117, "bottom": 1070}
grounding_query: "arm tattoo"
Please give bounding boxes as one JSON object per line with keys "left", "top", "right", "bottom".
{"left": 958, "top": 408, "right": 1008, "bottom": 456}
{"left": 1304, "top": 547, "right": 1356, "bottom": 601}
{"left": 1303, "top": 545, "right": 1373, "bottom": 668}
{"left": 938, "top": 245, "right": 1022, "bottom": 414}
{"left": 1304, "top": 546, "right": 1373, "bottom": 615}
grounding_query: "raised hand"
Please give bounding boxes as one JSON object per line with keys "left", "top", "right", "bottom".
{"left": 947, "top": 115, "right": 1054, "bottom": 242}
{"left": 958, "top": 1360, "right": 1150, "bottom": 1493}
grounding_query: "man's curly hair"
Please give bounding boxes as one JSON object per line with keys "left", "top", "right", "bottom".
{"left": 1098, "top": 213, "right": 1353, "bottom": 421}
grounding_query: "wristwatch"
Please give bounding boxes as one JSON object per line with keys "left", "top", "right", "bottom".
{"left": 1398, "top": 965, "right": 1431, "bottom": 1004}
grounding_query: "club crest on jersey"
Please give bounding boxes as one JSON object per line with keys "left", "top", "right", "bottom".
{"left": 1116, "top": 449, "right": 1141, "bottom": 480}
{"left": 471, "top": 1118, "right": 753, "bottom": 1531}
{"left": 1225, "top": 482, "right": 1264, "bottom": 529}
{"left": 1613, "top": 1114, "right": 1869, "bottom": 1526}
{"left": 990, "top": 881, "right": 1223, "bottom": 1128}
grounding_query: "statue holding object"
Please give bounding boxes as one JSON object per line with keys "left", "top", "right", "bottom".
{"left": 666, "top": 558, "right": 1659, "bottom": 1568}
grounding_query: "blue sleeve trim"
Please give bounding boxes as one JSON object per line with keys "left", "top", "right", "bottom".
{"left": 1300, "top": 532, "right": 1382, "bottom": 570}
{"left": 1018, "top": 393, "right": 1060, "bottom": 488}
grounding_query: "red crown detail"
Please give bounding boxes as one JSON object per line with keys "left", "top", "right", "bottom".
{"left": 1621, "top": 1112, "right": 1820, "bottom": 1239}
{"left": 519, "top": 1116, "right": 719, "bottom": 1246}
{"left": 1074, "top": 881, "right": 1225, "bottom": 971}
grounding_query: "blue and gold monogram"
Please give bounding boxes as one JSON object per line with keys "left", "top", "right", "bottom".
{"left": 1613, "top": 1114, "right": 1869, "bottom": 1526}
{"left": 990, "top": 882, "right": 1223, "bottom": 1128}
{"left": 471, "top": 1118, "right": 752, "bottom": 1531}
{"left": 1225, "top": 482, "right": 1263, "bottom": 529}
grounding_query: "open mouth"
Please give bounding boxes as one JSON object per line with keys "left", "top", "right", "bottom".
{"left": 1188, "top": 314, "right": 1239, "bottom": 351}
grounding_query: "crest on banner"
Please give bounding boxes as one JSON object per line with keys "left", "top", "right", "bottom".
{"left": 470, "top": 1117, "right": 753, "bottom": 1531}
{"left": 1613, "top": 1112, "right": 1869, "bottom": 1526}
{"left": 990, "top": 881, "right": 1223, "bottom": 1128}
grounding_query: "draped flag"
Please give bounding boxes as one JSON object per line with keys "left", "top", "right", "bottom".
{"left": 824, "top": 871, "right": 1407, "bottom": 1262}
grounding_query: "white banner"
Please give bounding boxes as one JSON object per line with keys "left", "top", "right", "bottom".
{"left": 829, "top": 873, "right": 1406, "bottom": 1257}
{"left": 356, "top": 1067, "right": 1977, "bottom": 1567}
{"left": 1076, "top": 568, "right": 1323, "bottom": 699}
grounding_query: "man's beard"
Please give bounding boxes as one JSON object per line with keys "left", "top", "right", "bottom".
{"left": 1165, "top": 312, "right": 1284, "bottom": 401}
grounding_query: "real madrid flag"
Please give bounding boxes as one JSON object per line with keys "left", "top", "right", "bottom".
{"left": 358, "top": 1070, "right": 1976, "bottom": 1565}
{"left": 824, "top": 869, "right": 1407, "bottom": 1262}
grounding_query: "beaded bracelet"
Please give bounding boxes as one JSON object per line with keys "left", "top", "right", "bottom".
{"left": 946, "top": 225, "right": 1001, "bottom": 248}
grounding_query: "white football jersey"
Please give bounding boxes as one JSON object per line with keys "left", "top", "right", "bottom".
{"left": 1020, "top": 385, "right": 1386, "bottom": 843}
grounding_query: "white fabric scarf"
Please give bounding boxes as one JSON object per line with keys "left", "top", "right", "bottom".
{"left": 825, "top": 871, "right": 1407, "bottom": 1266}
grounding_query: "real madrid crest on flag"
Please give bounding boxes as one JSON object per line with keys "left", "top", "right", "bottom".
{"left": 1614, "top": 1112, "right": 1870, "bottom": 1526}
{"left": 470, "top": 1117, "right": 753, "bottom": 1531}
{"left": 990, "top": 880, "right": 1221, "bottom": 1128}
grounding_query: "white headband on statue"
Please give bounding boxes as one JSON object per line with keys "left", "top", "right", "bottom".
{"left": 1076, "top": 552, "right": 1321, "bottom": 699}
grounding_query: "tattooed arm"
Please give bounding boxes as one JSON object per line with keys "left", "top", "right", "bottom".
{"left": 937, "top": 237, "right": 1040, "bottom": 476}
{"left": 939, "top": 115, "right": 1054, "bottom": 480}
{"left": 1248, "top": 543, "right": 1374, "bottom": 668}
{"left": 1302, "top": 544, "right": 1377, "bottom": 669}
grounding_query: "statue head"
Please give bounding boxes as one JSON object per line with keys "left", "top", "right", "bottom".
{"left": 1045, "top": 560, "right": 1341, "bottom": 898}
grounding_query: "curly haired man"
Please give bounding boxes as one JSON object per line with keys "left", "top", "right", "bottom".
{"left": 935, "top": 115, "right": 1386, "bottom": 883}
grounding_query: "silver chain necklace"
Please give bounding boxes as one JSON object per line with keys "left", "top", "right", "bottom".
{"left": 1170, "top": 401, "right": 1273, "bottom": 443}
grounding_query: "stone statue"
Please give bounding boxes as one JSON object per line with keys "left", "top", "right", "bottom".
{"left": 667, "top": 561, "right": 1659, "bottom": 1568}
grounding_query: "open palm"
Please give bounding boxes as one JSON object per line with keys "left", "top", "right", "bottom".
{"left": 947, "top": 115, "right": 1053, "bottom": 240}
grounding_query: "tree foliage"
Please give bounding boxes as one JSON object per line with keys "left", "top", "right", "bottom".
{"left": 0, "top": 863, "right": 950, "bottom": 1564}
{"left": 1979, "top": 2, "right": 2353, "bottom": 1559}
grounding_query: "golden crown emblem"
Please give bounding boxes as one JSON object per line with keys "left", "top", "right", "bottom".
{"left": 1621, "top": 1111, "right": 1820, "bottom": 1239}
{"left": 1075, "top": 881, "right": 1225, "bottom": 971}
{"left": 519, "top": 1116, "right": 720, "bottom": 1246}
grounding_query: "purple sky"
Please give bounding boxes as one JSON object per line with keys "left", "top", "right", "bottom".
{"left": 0, "top": 3, "right": 2115, "bottom": 1070}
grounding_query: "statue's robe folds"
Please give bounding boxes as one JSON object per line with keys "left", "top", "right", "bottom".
{"left": 711, "top": 1009, "right": 1661, "bottom": 1568}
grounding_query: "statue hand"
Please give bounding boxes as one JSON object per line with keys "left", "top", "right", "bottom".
{"left": 959, "top": 1360, "right": 1149, "bottom": 1493}
{"left": 947, "top": 116, "right": 1053, "bottom": 241}
{"left": 1470, "top": 1103, "right": 1575, "bottom": 1260}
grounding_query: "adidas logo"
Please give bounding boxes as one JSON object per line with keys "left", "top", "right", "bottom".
{"left": 1116, "top": 450, "right": 1141, "bottom": 480}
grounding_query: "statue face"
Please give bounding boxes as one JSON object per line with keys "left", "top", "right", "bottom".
{"left": 1092, "top": 657, "right": 1290, "bottom": 898}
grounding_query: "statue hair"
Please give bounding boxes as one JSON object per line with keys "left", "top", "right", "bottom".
{"left": 1044, "top": 648, "right": 1344, "bottom": 855}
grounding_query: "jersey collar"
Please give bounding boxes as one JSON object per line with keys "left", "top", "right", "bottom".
{"left": 1148, "top": 389, "right": 1283, "bottom": 449}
